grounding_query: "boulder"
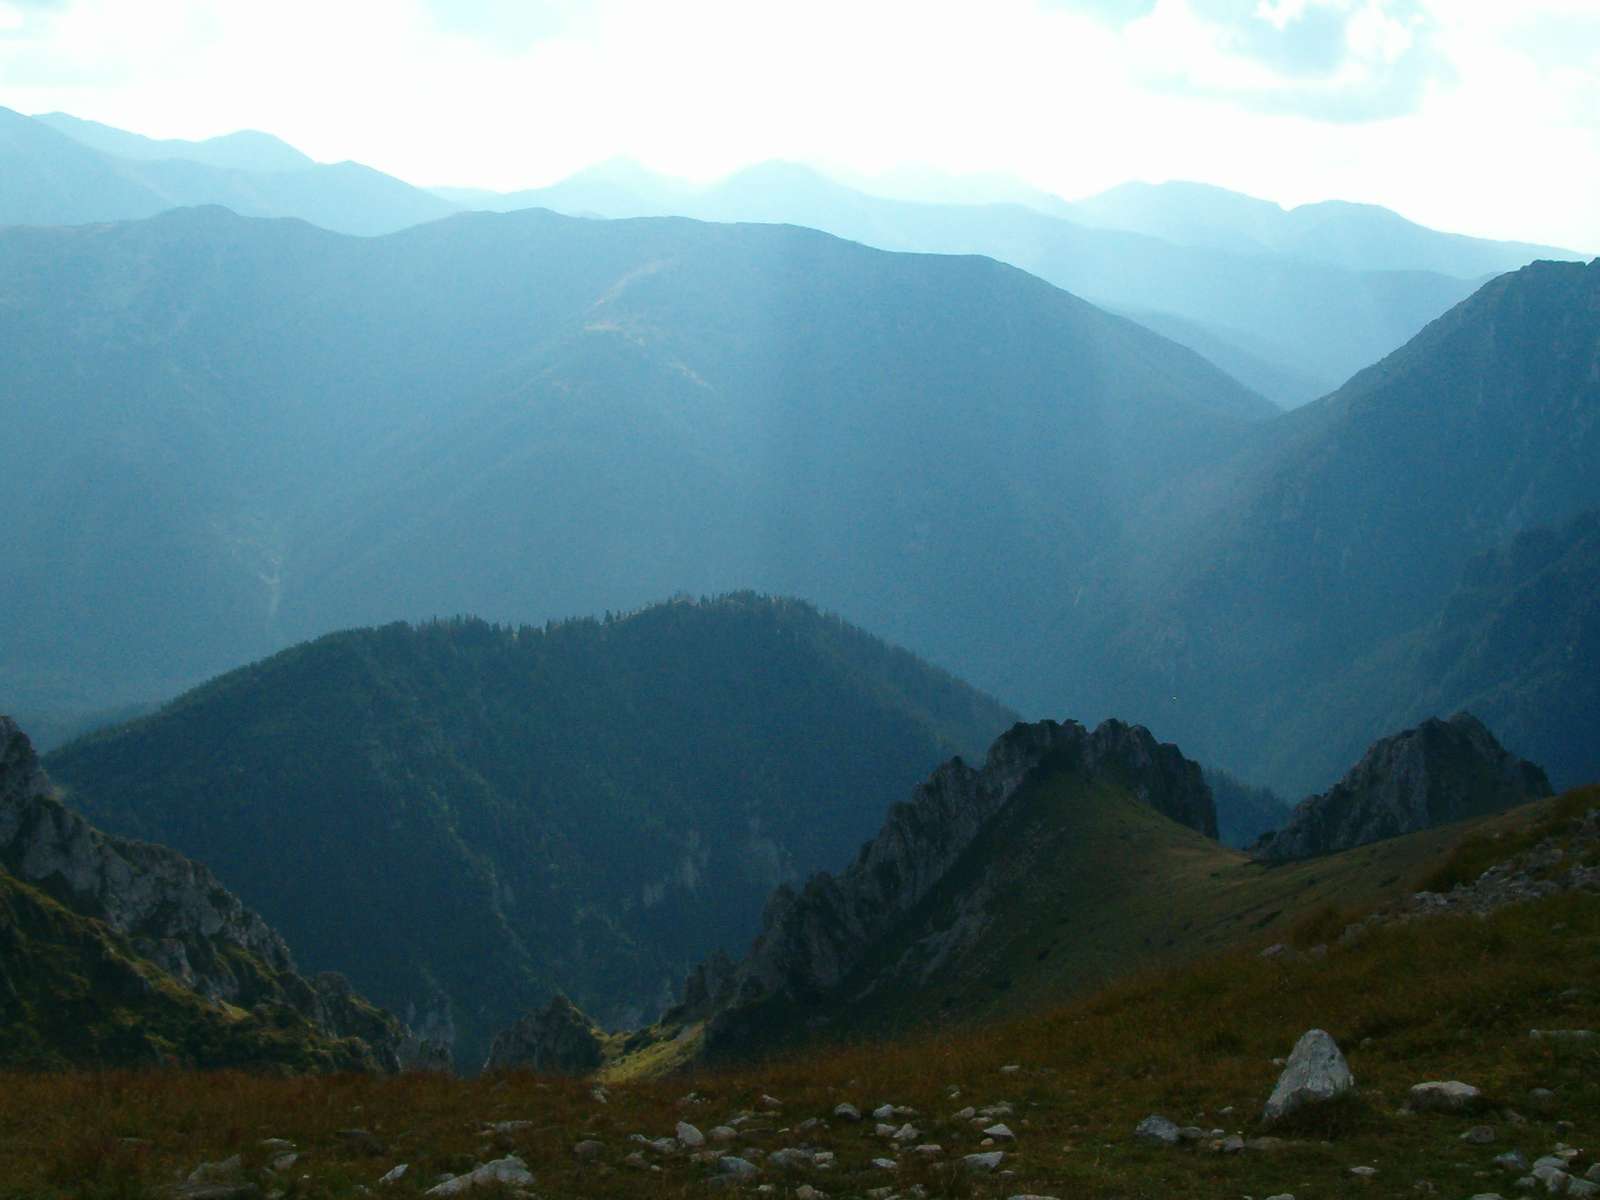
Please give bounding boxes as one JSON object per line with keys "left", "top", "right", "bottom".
{"left": 1262, "top": 1029, "right": 1354, "bottom": 1122}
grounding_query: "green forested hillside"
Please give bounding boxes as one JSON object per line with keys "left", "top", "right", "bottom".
{"left": 46, "top": 595, "right": 1015, "bottom": 1068}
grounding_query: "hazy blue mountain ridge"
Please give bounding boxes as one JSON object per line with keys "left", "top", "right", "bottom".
{"left": 0, "top": 107, "right": 456, "bottom": 235}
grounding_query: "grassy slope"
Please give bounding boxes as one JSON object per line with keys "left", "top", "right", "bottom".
{"left": 0, "top": 787, "right": 1593, "bottom": 1198}
{"left": 642, "top": 767, "right": 1570, "bottom": 1065}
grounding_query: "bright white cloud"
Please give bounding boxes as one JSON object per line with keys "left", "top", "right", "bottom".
{"left": 0, "top": 0, "right": 1595, "bottom": 251}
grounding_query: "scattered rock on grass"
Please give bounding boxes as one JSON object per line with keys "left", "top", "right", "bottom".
{"left": 424, "top": 1156, "right": 534, "bottom": 1195}
{"left": 833, "top": 1103, "right": 861, "bottom": 1122}
{"left": 1409, "top": 1082, "right": 1482, "bottom": 1113}
{"left": 719, "top": 1156, "right": 759, "bottom": 1179}
{"left": 963, "top": 1151, "right": 1005, "bottom": 1172}
{"left": 1134, "top": 1115, "right": 1181, "bottom": 1146}
{"left": 378, "top": 1164, "right": 408, "bottom": 1185}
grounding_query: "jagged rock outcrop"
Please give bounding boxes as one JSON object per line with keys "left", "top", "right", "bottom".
{"left": 0, "top": 716, "right": 430, "bottom": 1070}
{"left": 483, "top": 994, "right": 605, "bottom": 1074}
{"left": 1253, "top": 713, "right": 1551, "bottom": 862}
{"left": 701, "top": 718, "right": 1214, "bottom": 1053}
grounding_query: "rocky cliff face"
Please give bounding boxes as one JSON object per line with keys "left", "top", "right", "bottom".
{"left": 1254, "top": 712, "right": 1552, "bottom": 861}
{"left": 698, "top": 718, "right": 1214, "bottom": 1054}
{"left": 0, "top": 716, "right": 433, "bottom": 1070}
{"left": 482, "top": 994, "right": 605, "bottom": 1075}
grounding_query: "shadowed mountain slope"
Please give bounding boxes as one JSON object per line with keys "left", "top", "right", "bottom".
{"left": 1, "top": 717, "right": 415, "bottom": 1071}
{"left": 45, "top": 596, "right": 1016, "bottom": 1068}
{"left": 1066, "top": 257, "right": 1600, "bottom": 797}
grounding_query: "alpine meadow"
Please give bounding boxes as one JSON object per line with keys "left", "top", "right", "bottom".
{"left": 1, "top": 4, "right": 1597, "bottom": 1199}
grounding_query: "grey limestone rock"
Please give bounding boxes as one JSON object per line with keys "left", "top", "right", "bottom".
{"left": 1254, "top": 713, "right": 1550, "bottom": 861}
{"left": 1262, "top": 1029, "right": 1355, "bottom": 1122}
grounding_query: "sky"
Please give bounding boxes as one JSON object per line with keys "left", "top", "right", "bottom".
{"left": 1, "top": 0, "right": 1597, "bottom": 252}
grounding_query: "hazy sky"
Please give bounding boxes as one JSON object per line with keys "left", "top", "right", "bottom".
{"left": 2, "top": 0, "right": 1597, "bottom": 251}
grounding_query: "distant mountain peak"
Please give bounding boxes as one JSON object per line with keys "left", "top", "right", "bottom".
{"left": 1254, "top": 713, "right": 1551, "bottom": 861}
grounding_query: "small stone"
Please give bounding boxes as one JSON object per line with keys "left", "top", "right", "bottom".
{"left": 1263, "top": 1029, "right": 1355, "bottom": 1122}
{"left": 874, "top": 1123, "right": 896, "bottom": 1137}
{"left": 1462, "top": 1127, "right": 1497, "bottom": 1144}
{"left": 795, "top": 1187, "right": 823, "bottom": 1200}
{"left": 623, "top": 1152, "right": 649, "bottom": 1170}
{"left": 892, "top": 1123, "right": 920, "bottom": 1143}
{"left": 872, "top": 1104, "right": 895, "bottom": 1120}
{"left": 378, "top": 1164, "right": 409, "bottom": 1185}
{"left": 1532, "top": 1165, "right": 1570, "bottom": 1194}
{"left": 871, "top": 1158, "right": 897, "bottom": 1170}
{"left": 187, "top": 1157, "right": 245, "bottom": 1185}
{"left": 573, "top": 1140, "right": 605, "bottom": 1162}
{"left": 963, "top": 1151, "right": 1005, "bottom": 1172}
{"left": 1497, "top": 1152, "right": 1531, "bottom": 1172}
{"left": 1409, "top": 1081, "right": 1482, "bottom": 1113}
{"left": 758, "top": 1095, "right": 783, "bottom": 1111}
{"left": 338, "top": 1130, "right": 388, "bottom": 1157}
{"left": 833, "top": 1103, "right": 861, "bottom": 1122}
{"left": 267, "top": 1153, "right": 298, "bottom": 1173}
{"left": 677, "top": 1122, "right": 706, "bottom": 1149}
{"left": 913, "top": 1144, "right": 943, "bottom": 1156}
{"left": 1263, "top": 1194, "right": 1297, "bottom": 1200}
{"left": 1216, "top": 1135, "right": 1245, "bottom": 1154}
{"left": 1133, "top": 1115, "right": 1181, "bottom": 1146}
{"left": 709, "top": 1126, "right": 737, "bottom": 1144}
{"left": 984, "top": 1124, "right": 1016, "bottom": 1141}
{"left": 482, "top": 1120, "right": 532, "bottom": 1136}
{"left": 259, "top": 1139, "right": 295, "bottom": 1153}
{"left": 769, "top": 1148, "right": 815, "bottom": 1171}
{"left": 1349, "top": 1165, "right": 1378, "bottom": 1178}
{"left": 1000, "top": 1064, "right": 1022, "bottom": 1074}
{"left": 1529, "top": 1089, "right": 1558, "bottom": 1109}
{"left": 953, "top": 1106, "right": 976, "bottom": 1120}
{"left": 718, "top": 1155, "right": 760, "bottom": 1180}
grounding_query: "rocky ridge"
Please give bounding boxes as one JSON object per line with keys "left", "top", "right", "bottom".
{"left": 1254, "top": 713, "right": 1551, "bottom": 861}
{"left": 685, "top": 718, "right": 1215, "bottom": 1057}
{"left": 0, "top": 716, "right": 434, "bottom": 1070}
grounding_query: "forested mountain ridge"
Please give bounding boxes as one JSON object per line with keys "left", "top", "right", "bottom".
{"left": 45, "top": 595, "right": 1017, "bottom": 1068}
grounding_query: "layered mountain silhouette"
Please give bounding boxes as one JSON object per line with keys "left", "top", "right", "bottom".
{"left": 45, "top": 596, "right": 1016, "bottom": 1067}
{"left": 450, "top": 160, "right": 1581, "bottom": 406}
{"left": 0, "top": 203, "right": 1269, "bottom": 715}
{"left": 0, "top": 107, "right": 455, "bottom": 235}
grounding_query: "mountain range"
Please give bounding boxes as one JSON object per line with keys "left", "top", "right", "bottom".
{"left": 7, "top": 109, "right": 1584, "bottom": 406}
{"left": 0, "top": 201, "right": 1269, "bottom": 718}
{"left": 0, "top": 106, "right": 455, "bottom": 236}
